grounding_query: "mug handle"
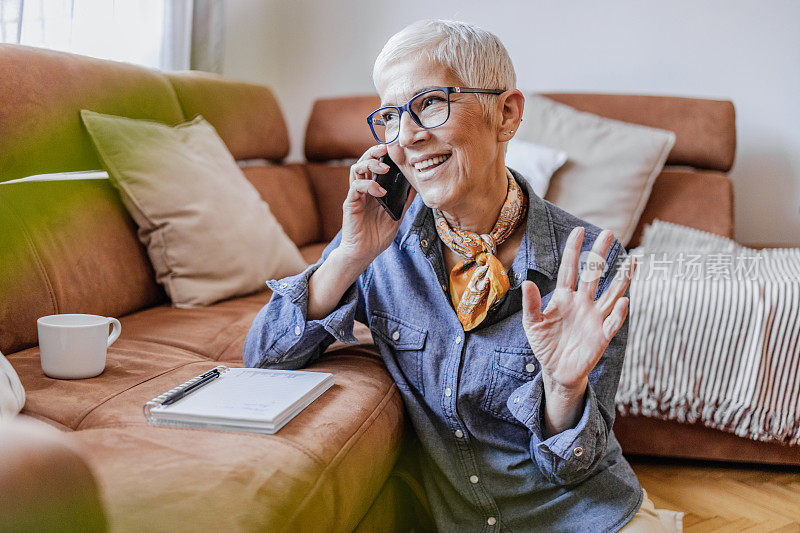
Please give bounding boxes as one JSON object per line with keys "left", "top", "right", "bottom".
{"left": 106, "top": 317, "right": 122, "bottom": 347}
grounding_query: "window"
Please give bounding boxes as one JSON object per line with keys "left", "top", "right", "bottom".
{"left": 0, "top": 0, "right": 192, "bottom": 70}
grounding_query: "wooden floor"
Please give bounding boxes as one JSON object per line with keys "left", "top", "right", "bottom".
{"left": 628, "top": 457, "right": 800, "bottom": 532}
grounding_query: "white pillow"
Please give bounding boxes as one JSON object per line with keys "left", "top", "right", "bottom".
{"left": 0, "top": 349, "right": 25, "bottom": 420}
{"left": 505, "top": 139, "right": 567, "bottom": 197}
{"left": 517, "top": 95, "right": 676, "bottom": 246}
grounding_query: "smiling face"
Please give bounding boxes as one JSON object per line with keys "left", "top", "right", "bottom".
{"left": 375, "top": 56, "right": 507, "bottom": 217}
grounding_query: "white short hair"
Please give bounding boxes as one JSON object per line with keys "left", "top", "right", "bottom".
{"left": 372, "top": 20, "right": 516, "bottom": 122}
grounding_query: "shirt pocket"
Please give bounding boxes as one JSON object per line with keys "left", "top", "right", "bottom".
{"left": 482, "top": 347, "right": 540, "bottom": 424}
{"left": 370, "top": 311, "right": 427, "bottom": 394}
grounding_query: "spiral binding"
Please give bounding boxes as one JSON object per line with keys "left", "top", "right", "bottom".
{"left": 143, "top": 365, "right": 229, "bottom": 422}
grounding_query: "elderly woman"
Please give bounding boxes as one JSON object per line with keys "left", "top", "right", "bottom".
{"left": 245, "top": 19, "right": 666, "bottom": 533}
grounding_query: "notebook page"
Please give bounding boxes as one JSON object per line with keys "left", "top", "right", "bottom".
{"left": 153, "top": 368, "right": 331, "bottom": 422}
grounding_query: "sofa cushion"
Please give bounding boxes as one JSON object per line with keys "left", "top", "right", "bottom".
{"left": 81, "top": 111, "right": 307, "bottom": 308}
{"left": 73, "top": 356, "right": 403, "bottom": 530}
{"left": 75, "top": 354, "right": 402, "bottom": 531}
{"left": 305, "top": 164, "right": 351, "bottom": 242}
{"left": 305, "top": 96, "right": 379, "bottom": 162}
{"left": 12, "top": 352, "right": 404, "bottom": 530}
{"left": 166, "top": 71, "right": 290, "bottom": 162}
{"left": 627, "top": 168, "right": 734, "bottom": 248}
{"left": 116, "top": 291, "right": 272, "bottom": 363}
{"left": 28, "top": 353, "right": 402, "bottom": 531}
{"left": 0, "top": 179, "right": 165, "bottom": 355}
{"left": 300, "top": 242, "right": 329, "bottom": 265}
{"left": 241, "top": 164, "right": 321, "bottom": 248}
{"left": 0, "top": 44, "right": 185, "bottom": 182}
{"left": 8, "top": 342, "right": 203, "bottom": 430}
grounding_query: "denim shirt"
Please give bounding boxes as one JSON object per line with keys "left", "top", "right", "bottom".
{"left": 244, "top": 168, "right": 643, "bottom": 532}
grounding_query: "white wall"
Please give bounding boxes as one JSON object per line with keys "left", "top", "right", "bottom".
{"left": 223, "top": 0, "right": 800, "bottom": 246}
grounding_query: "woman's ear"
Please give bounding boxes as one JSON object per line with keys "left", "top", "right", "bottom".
{"left": 496, "top": 90, "right": 524, "bottom": 142}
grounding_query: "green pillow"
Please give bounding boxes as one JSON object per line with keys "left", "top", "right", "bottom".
{"left": 81, "top": 110, "right": 306, "bottom": 307}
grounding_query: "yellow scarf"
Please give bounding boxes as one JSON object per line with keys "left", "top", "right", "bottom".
{"left": 433, "top": 170, "right": 528, "bottom": 331}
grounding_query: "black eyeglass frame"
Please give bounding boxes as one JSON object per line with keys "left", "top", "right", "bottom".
{"left": 366, "top": 86, "right": 505, "bottom": 144}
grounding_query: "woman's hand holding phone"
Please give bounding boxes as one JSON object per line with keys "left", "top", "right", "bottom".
{"left": 307, "top": 144, "right": 399, "bottom": 321}
{"left": 339, "top": 144, "right": 406, "bottom": 268}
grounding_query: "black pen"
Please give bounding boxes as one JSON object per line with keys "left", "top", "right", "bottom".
{"left": 162, "top": 369, "right": 221, "bottom": 406}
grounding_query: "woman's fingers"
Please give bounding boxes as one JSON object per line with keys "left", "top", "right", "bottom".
{"left": 602, "top": 296, "right": 629, "bottom": 340}
{"left": 361, "top": 143, "right": 389, "bottom": 161}
{"left": 350, "top": 144, "right": 389, "bottom": 184}
{"left": 351, "top": 158, "right": 389, "bottom": 179}
{"left": 348, "top": 176, "right": 387, "bottom": 199}
{"left": 555, "top": 227, "right": 582, "bottom": 290}
{"left": 578, "top": 229, "right": 614, "bottom": 299}
{"left": 521, "top": 280, "right": 543, "bottom": 328}
{"left": 596, "top": 256, "right": 637, "bottom": 315}
{"left": 556, "top": 226, "right": 584, "bottom": 290}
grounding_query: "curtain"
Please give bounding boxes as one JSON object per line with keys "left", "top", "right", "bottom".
{"left": 190, "top": 0, "right": 224, "bottom": 74}
{"left": 0, "top": 0, "right": 201, "bottom": 71}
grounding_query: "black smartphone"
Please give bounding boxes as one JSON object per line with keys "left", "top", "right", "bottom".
{"left": 374, "top": 154, "right": 412, "bottom": 221}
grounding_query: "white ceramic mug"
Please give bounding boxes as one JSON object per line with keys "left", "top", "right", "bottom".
{"left": 37, "top": 314, "right": 122, "bottom": 379}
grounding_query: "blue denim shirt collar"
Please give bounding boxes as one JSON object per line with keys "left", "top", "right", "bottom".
{"left": 399, "top": 166, "right": 559, "bottom": 286}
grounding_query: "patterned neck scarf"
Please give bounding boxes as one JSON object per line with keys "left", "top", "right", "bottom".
{"left": 433, "top": 170, "right": 528, "bottom": 331}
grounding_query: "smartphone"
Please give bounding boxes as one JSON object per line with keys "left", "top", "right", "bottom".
{"left": 374, "top": 154, "right": 412, "bottom": 221}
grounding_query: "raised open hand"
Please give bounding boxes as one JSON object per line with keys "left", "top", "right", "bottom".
{"left": 521, "top": 227, "right": 637, "bottom": 391}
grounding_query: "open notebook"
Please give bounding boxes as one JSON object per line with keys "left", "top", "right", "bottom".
{"left": 143, "top": 366, "right": 334, "bottom": 434}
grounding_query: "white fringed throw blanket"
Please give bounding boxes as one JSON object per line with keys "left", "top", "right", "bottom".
{"left": 616, "top": 220, "right": 800, "bottom": 444}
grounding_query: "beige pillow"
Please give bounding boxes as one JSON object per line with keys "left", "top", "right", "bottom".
{"left": 517, "top": 95, "right": 676, "bottom": 246}
{"left": 81, "top": 111, "right": 307, "bottom": 307}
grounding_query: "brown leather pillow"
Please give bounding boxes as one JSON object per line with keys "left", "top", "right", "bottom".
{"left": 81, "top": 110, "right": 307, "bottom": 307}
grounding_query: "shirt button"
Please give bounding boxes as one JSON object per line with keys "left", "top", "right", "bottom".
{"left": 420, "top": 239, "right": 428, "bottom": 248}
{"left": 516, "top": 272, "right": 522, "bottom": 279}
{"left": 525, "top": 363, "right": 535, "bottom": 372}
{"left": 279, "top": 282, "right": 288, "bottom": 289}
{"left": 455, "top": 429, "right": 464, "bottom": 438}
{"left": 294, "top": 325, "right": 301, "bottom": 335}
{"left": 487, "top": 517, "right": 497, "bottom": 526}
{"left": 455, "top": 336, "right": 462, "bottom": 345}
{"left": 391, "top": 330, "right": 400, "bottom": 341}
{"left": 444, "top": 387, "right": 452, "bottom": 397}
{"left": 514, "top": 397, "right": 520, "bottom": 404}
{"left": 469, "top": 475, "right": 479, "bottom": 484}
{"left": 573, "top": 446, "right": 584, "bottom": 457}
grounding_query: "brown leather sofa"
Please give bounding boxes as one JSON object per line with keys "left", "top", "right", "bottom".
{"left": 1, "top": 43, "right": 797, "bottom": 531}
{"left": 0, "top": 44, "right": 409, "bottom": 532}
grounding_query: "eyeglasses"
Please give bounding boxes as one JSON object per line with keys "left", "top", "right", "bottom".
{"left": 366, "top": 86, "right": 505, "bottom": 144}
